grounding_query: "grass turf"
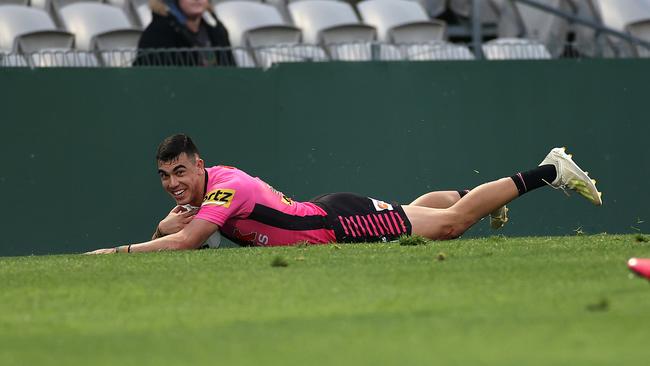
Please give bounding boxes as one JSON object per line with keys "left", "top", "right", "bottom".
{"left": 1, "top": 234, "right": 649, "bottom": 365}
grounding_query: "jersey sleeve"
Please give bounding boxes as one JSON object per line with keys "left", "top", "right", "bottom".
{"left": 194, "top": 180, "right": 251, "bottom": 227}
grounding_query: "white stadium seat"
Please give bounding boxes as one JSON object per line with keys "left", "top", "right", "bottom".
{"left": 0, "top": 51, "right": 28, "bottom": 67}
{"left": 568, "top": 0, "right": 609, "bottom": 57}
{"left": 136, "top": 3, "right": 152, "bottom": 28}
{"left": 58, "top": 2, "right": 142, "bottom": 66}
{"left": 288, "top": 0, "right": 375, "bottom": 44}
{"left": 215, "top": 1, "right": 300, "bottom": 47}
{"left": 627, "top": 20, "right": 650, "bottom": 57}
{"left": 0, "top": 5, "right": 92, "bottom": 67}
{"left": 55, "top": 0, "right": 103, "bottom": 8}
{"left": 289, "top": 0, "right": 401, "bottom": 61}
{"left": 595, "top": 0, "right": 650, "bottom": 31}
{"left": 0, "top": 5, "right": 70, "bottom": 52}
{"left": 482, "top": 37, "right": 552, "bottom": 59}
{"left": 31, "top": 0, "right": 103, "bottom": 10}
{"left": 104, "top": 0, "right": 145, "bottom": 29}
{"left": 595, "top": 0, "right": 650, "bottom": 57}
{"left": 412, "top": 0, "right": 446, "bottom": 18}
{"left": 0, "top": 0, "right": 29, "bottom": 5}
{"left": 215, "top": 1, "right": 328, "bottom": 67}
{"left": 403, "top": 41, "right": 475, "bottom": 60}
{"left": 230, "top": 48, "right": 257, "bottom": 67}
{"left": 449, "top": 0, "right": 500, "bottom": 24}
{"left": 511, "top": 0, "right": 572, "bottom": 57}
{"left": 357, "top": 0, "right": 446, "bottom": 43}
{"left": 213, "top": 0, "right": 263, "bottom": 3}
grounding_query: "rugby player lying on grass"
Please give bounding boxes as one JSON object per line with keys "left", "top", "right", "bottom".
{"left": 86, "top": 134, "right": 602, "bottom": 254}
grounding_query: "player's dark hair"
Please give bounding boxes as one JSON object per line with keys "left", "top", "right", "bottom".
{"left": 156, "top": 134, "right": 200, "bottom": 162}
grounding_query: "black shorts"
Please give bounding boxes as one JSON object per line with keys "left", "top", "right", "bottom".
{"left": 311, "top": 192, "right": 412, "bottom": 243}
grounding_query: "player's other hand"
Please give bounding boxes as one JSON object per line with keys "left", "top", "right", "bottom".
{"left": 84, "top": 248, "right": 117, "bottom": 255}
{"left": 158, "top": 205, "right": 198, "bottom": 236}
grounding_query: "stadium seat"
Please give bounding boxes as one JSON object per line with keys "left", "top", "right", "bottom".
{"left": 510, "top": 0, "right": 571, "bottom": 58}
{"left": 288, "top": 0, "right": 375, "bottom": 44}
{"left": 0, "top": 5, "right": 90, "bottom": 66}
{"left": 288, "top": 0, "right": 401, "bottom": 61}
{"left": 493, "top": 0, "right": 525, "bottom": 38}
{"left": 0, "top": 5, "right": 70, "bottom": 52}
{"left": 0, "top": 51, "right": 28, "bottom": 67}
{"left": 215, "top": 1, "right": 328, "bottom": 67}
{"left": 213, "top": 0, "right": 263, "bottom": 3}
{"left": 0, "top": 0, "right": 29, "bottom": 5}
{"left": 595, "top": 0, "right": 650, "bottom": 57}
{"left": 230, "top": 48, "right": 258, "bottom": 67}
{"left": 56, "top": 0, "right": 104, "bottom": 8}
{"left": 58, "top": 2, "right": 142, "bottom": 66}
{"left": 30, "top": 49, "right": 100, "bottom": 66}
{"left": 594, "top": 0, "right": 650, "bottom": 31}
{"left": 411, "top": 0, "right": 446, "bottom": 18}
{"left": 449, "top": 0, "right": 500, "bottom": 24}
{"left": 32, "top": 0, "right": 103, "bottom": 11}
{"left": 403, "top": 41, "right": 475, "bottom": 60}
{"left": 135, "top": 3, "right": 152, "bottom": 28}
{"left": 567, "top": 0, "right": 606, "bottom": 57}
{"left": 263, "top": 0, "right": 295, "bottom": 24}
{"left": 105, "top": 0, "right": 145, "bottom": 29}
{"left": 482, "top": 37, "right": 552, "bottom": 59}
{"left": 215, "top": 2, "right": 301, "bottom": 47}
{"left": 357, "top": 0, "right": 447, "bottom": 43}
{"left": 627, "top": 20, "right": 650, "bottom": 57}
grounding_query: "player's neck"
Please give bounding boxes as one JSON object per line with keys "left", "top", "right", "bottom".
{"left": 190, "top": 169, "right": 208, "bottom": 207}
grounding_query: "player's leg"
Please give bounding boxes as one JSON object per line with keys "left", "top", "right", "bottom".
{"left": 410, "top": 189, "right": 509, "bottom": 229}
{"left": 403, "top": 147, "right": 602, "bottom": 240}
{"left": 410, "top": 191, "right": 463, "bottom": 208}
{"left": 404, "top": 178, "right": 518, "bottom": 239}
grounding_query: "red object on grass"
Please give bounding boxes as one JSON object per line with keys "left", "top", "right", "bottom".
{"left": 628, "top": 258, "right": 650, "bottom": 279}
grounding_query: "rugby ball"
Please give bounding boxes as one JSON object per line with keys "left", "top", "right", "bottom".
{"left": 181, "top": 204, "right": 221, "bottom": 248}
{"left": 204, "top": 231, "right": 222, "bottom": 248}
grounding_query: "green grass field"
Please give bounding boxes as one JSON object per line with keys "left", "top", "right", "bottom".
{"left": 1, "top": 234, "right": 649, "bottom": 365}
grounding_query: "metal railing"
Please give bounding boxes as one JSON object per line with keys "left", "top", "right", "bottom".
{"left": 1, "top": 38, "right": 648, "bottom": 69}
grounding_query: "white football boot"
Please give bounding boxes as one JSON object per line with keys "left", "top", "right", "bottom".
{"left": 490, "top": 206, "right": 509, "bottom": 229}
{"left": 539, "top": 147, "right": 602, "bottom": 205}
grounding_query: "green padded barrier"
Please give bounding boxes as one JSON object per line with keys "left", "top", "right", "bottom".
{"left": 1, "top": 59, "right": 648, "bottom": 255}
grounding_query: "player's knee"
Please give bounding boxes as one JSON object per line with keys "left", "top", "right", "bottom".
{"left": 438, "top": 214, "right": 473, "bottom": 240}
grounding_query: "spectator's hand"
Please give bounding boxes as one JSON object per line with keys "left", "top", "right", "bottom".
{"left": 157, "top": 205, "right": 198, "bottom": 236}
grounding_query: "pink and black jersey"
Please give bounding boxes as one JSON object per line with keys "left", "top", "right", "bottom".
{"left": 194, "top": 166, "right": 336, "bottom": 246}
{"left": 194, "top": 166, "right": 412, "bottom": 246}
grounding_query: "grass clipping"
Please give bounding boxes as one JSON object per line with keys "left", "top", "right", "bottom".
{"left": 398, "top": 235, "right": 429, "bottom": 246}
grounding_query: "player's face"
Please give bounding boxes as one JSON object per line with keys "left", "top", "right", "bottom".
{"left": 157, "top": 152, "right": 205, "bottom": 206}
{"left": 178, "top": 0, "right": 208, "bottom": 18}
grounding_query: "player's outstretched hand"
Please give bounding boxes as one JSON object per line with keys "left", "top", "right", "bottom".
{"left": 84, "top": 248, "right": 117, "bottom": 255}
{"left": 158, "top": 205, "right": 198, "bottom": 236}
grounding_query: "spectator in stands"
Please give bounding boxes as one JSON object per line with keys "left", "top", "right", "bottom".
{"left": 133, "top": 0, "right": 235, "bottom": 66}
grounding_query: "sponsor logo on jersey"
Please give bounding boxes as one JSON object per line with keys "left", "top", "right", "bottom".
{"left": 370, "top": 198, "right": 393, "bottom": 211}
{"left": 266, "top": 184, "right": 293, "bottom": 205}
{"left": 281, "top": 194, "right": 293, "bottom": 205}
{"left": 233, "top": 228, "right": 257, "bottom": 246}
{"left": 232, "top": 228, "right": 269, "bottom": 246}
{"left": 203, "top": 189, "right": 236, "bottom": 208}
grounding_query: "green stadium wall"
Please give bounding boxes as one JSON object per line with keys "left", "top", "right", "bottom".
{"left": 1, "top": 59, "right": 648, "bottom": 256}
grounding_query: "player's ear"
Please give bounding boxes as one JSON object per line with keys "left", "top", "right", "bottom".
{"left": 196, "top": 157, "right": 204, "bottom": 170}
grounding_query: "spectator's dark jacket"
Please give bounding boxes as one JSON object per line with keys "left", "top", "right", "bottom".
{"left": 133, "top": 0, "right": 235, "bottom": 66}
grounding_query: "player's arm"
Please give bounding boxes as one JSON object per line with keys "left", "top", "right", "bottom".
{"left": 152, "top": 206, "right": 198, "bottom": 239}
{"left": 85, "top": 218, "right": 218, "bottom": 254}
